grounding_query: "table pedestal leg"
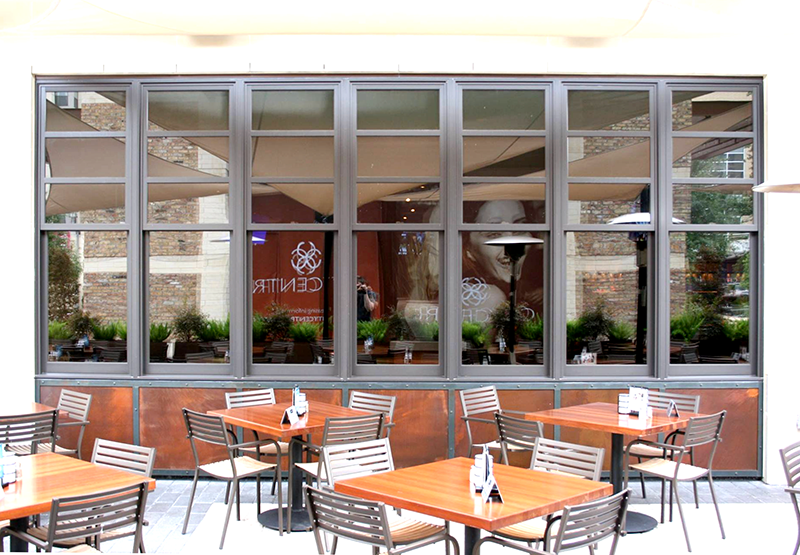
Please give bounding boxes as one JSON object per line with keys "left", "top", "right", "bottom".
{"left": 464, "top": 525, "right": 481, "bottom": 555}
{"left": 611, "top": 432, "right": 658, "bottom": 534}
{"left": 257, "top": 435, "right": 312, "bottom": 532}
{"left": 9, "top": 517, "right": 28, "bottom": 552}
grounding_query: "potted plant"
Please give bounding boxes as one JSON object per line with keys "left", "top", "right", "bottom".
{"left": 287, "top": 322, "right": 321, "bottom": 363}
{"left": 518, "top": 315, "right": 544, "bottom": 343}
{"left": 67, "top": 310, "right": 96, "bottom": 344}
{"left": 723, "top": 318, "right": 749, "bottom": 352}
{"left": 149, "top": 322, "right": 172, "bottom": 361}
{"left": 48, "top": 321, "right": 73, "bottom": 349}
{"left": 566, "top": 319, "right": 587, "bottom": 360}
{"left": 462, "top": 321, "right": 489, "bottom": 349}
{"left": 91, "top": 320, "right": 119, "bottom": 350}
{"left": 171, "top": 305, "right": 206, "bottom": 361}
{"left": 262, "top": 303, "right": 292, "bottom": 348}
{"left": 670, "top": 307, "right": 705, "bottom": 344}
{"left": 357, "top": 319, "right": 389, "bottom": 343}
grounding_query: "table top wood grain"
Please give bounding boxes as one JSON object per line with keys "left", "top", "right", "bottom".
{"left": 0, "top": 402, "right": 62, "bottom": 418}
{"left": 334, "top": 457, "right": 612, "bottom": 531}
{"left": 0, "top": 453, "right": 156, "bottom": 521}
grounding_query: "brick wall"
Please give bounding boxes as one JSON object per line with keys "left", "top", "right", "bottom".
{"left": 149, "top": 274, "right": 200, "bottom": 323}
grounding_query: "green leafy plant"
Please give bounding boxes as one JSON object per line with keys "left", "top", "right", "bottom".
{"left": 723, "top": 318, "right": 749, "bottom": 343}
{"left": 262, "top": 303, "right": 292, "bottom": 341}
{"left": 198, "top": 317, "right": 230, "bottom": 342}
{"left": 252, "top": 314, "right": 267, "bottom": 343}
{"left": 171, "top": 305, "right": 207, "bottom": 342}
{"left": 48, "top": 321, "right": 72, "bottom": 340}
{"left": 566, "top": 319, "right": 587, "bottom": 346}
{"left": 115, "top": 321, "right": 127, "bottom": 341}
{"left": 91, "top": 321, "right": 118, "bottom": 341}
{"left": 67, "top": 310, "right": 96, "bottom": 339}
{"left": 149, "top": 322, "right": 173, "bottom": 343}
{"left": 407, "top": 318, "right": 439, "bottom": 341}
{"left": 489, "top": 301, "right": 527, "bottom": 340}
{"left": 607, "top": 321, "right": 635, "bottom": 342}
{"left": 577, "top": 302, "right": 613, "bottom": 340}
{"left": 288, "top": 322, "right": 321, "bottom": 343}
{"left": 383, "top": 309, "right": 411, "bottom": 341}
{"left": 670, "top": 307, "right": 705, "bottom": 343}
{"left": 462, "top": 321, "right": 489, "bottom": 349}
{"left": 357, "top": 319, "right": 389, "bottom": 343}
{"left": 518, "top": 316, "right": 544, "bottom": 341}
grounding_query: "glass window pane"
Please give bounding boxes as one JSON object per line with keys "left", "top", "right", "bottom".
{"left": 568, "top": 184, "right": 650, "bottom": 225}
{"left": 148, "top": 183, "right": 229, "bottom": 224}
{"left": 672, "top": 183, "right": 754, "bottom": 225}
{"left": 672, "top": 91, "right": 753, "bottom": 131}
{"left": 464, "top": 185, "right": 545, "bottom": 224}
{"left": 45, "top": 138, "right": 125, "bottom": 178}
{"left": 568, "top": 137, "right": 650, "bottom": 178}
{"left": 46, "top": 92, "right": 126, "bottom": 132}
{"left": 358, "top": 137, "right": 439, "bottom": 177}
{"left": 566, "top": 232, "right": 649, "bottom": 365}
{"left": 357, "top": 90, "right": 439, "bottom": 130}
{"left": 463, "top": 137, "right": 546, "bottom": 177}
{"left": 670, "top": 232, "right": 750, "bottom": 365}
{"left": 355, "top": 232, "right": 439, "bottom": 365}
{"left": 252, "top": 137, "right": 334, "bottom": 178}
{"left": 148, "top": 231, "right": 230, "bottom": 364}
{"left": 252, "top": 90, "right": 334, "bottom": 130}
{"left": 252, "top": 231, "right": 335, "bottom": 365}
{"left": 358, "top": 183, "right": 439, "bottom": 224}
{"left": 568, "top": 91, "right": 650, "bottom": 131}
{"left": 463, "top": 90, "right": 545, "bottom": 130}
{"left": 45, "top": 183, "right": 125, "bottom": 224}
{"left": 148, "top": 91, "right": 228, "bottom": 131}
{"left": 672, "top": 140, "right": 753, "bottom": 179}
{"left": 461, "top": 232, "right": 546, "bottom": 365}
{"left": 148, "top": 137, "right": 229, "bottom": 178}
{"left": 47, "top": 231, "right": 127, "bottom": 363}
{"left": 252, "top": 183, "right": 334, "bottom": 224}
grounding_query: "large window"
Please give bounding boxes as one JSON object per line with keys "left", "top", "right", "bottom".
{"left": 37, "top": 78, "right": 762, "bottom": 379}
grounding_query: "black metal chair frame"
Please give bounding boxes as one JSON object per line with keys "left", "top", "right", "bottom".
{"left": 0, "top": 410, "right": 58, "bottom": 455}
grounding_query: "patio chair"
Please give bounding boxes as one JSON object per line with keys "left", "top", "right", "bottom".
{"left": 494, "top": 412, "right": 544, "bottom": 465}
{"left": 0, "top": 482, "right": 149, "bottom": 553}
{"left": 459, "top": 385, "right": 528, "bottom": 457}
{"left": 357, "top": 353, "right": 377, "bottom": 364}
{"left": 181, "top": 408, "right": 283, "bottom": 549}
{"left": 0, "top": 409, "right": 58, "bottom": 455}
{"left": 780, "top": 439, "right": 800, "bottom": 555}
{"left": 348, "top": 390, "right": 397, "bottom": 438}
{"left": 185, "top": 350, "right": 214, "bottom": 363}
{"left": 305, "top": 484, "right": 459, "bottom": 555}
{"left": 7, "top": 391, "right": 91, "bottom": 458}
{"left": 473, "top": 489, "right": 630, "bottom": 555}
{"left": 624, "top": 411, "right": 727, "bottom": 552}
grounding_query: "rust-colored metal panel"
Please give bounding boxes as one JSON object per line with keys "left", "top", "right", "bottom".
{"left": 560, "top": 389, "right": 626, "bottom": 471}
{"left": 40, "top": 386, "right": 133, "bottom": 461}
{"left": 454, "top": 388, "right": 555, "bottom": 462}
{"left": 139, "top": 387, "right": 234, "bottom": 470}
{"left": 670, "top": 388, "right": 759, "bottom": 471}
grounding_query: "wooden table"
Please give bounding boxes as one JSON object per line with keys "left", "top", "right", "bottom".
{"left": 525, "top": 402, "right": 700, "bottom": 534}
{"left": 0, "top": 402, "right": 61, "bottom": 418}
{"left": 208, "top": 400, "right": 374, "bottom": 532}
{"left": 336, "top": 457, "right": 612, "bottom": 555}
{"left": 0, "top": 453, "right": 156, "bottom": 552}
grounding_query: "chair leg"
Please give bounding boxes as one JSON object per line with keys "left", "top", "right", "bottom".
{"left": 224, "top": 482, "right": 230, "bottom": 505}
{"left": 671, "top": 480, "right": 691, "bottom": 552}
{"left": 182, "top": 469, "right": 200, "bottom": 535}
{"left": 330, "top": 535, "right": 338, "bottom": 554}
{"left": 707, "top": 475, "right": 725, "bottom": 539}
{"left": 669, "top": 479, "right": 674, "bottom": 522}
{"left": 236, "top": 481, "right": 241, "bottom": 521}
{"left": 287, "top": 463, "right": 295, "bottom": 533}
{"left": 691, "top": 450, "right": 699, "bottom": 509}
{"left": 660, "top": 479, "right": 666, "bottom": 524}
{"left": 274, "top": 466, "right": 283, "bottom": 536}
{"left": 219, "top": 479, "right": 237, "bottom": 550}
{"left": 637, "top": 457, "right": 646, "bottom": 498}
{"left": 256, "top": 473, "right": 262, "bottom": 515}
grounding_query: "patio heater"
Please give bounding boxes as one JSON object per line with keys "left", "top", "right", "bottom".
{"left": 484, "top": 236, "right": 543, "bottom": 365}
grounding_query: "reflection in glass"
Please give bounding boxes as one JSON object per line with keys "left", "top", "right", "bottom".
{"left": 148, "top": 137, "right": 229, "bottom": 178}
{"left": 46, "top": 92, "right": 126, "bottom": 132}
{"left": 355, "top": 232, "right": 439, "bottom": 365}
{"left": 148, "top": 232, "right": 230, "bottom": 364}
{"left": 148, "top": 91, "right": 229, "bottom": 131}
{"left": 463, "top": 90, "right": 545, "bottom": 130}
{"left": 45, "top": 138, "right": 126, "bottom": 178}
{"left": 252, "top": 137, "right": 334, "bottom": 178}
{"left": 252, "top": 183, "right": 334, "bottom": 224}
{"left": 461, "top": 230, "right": 545, "bottom": 365}
{"left": 568, "top": 91, "right": 650, "bottom": 131}
{"left": 568, "top": 184, "right": 649, "bottom": 225}
{"left": 357, "top": 90, "right": 439, "bottom": 130}
{"left": 45, "top": 183, "right": 125, "bottom": 224}
{"left": 568, "top": 137, "right": 650, "bottom": 178}
{"left": 463, "top": 137, "right": 546, "bottom": 177}
{"left": 47, "top": 231, "right": 127, "bottom": 363}
{"left": 148, "top": 183, "right": 229, "bottom": 224}
{"left": 252, "top": 231, "right": 334, "bottom": 365}
{"left": 358, "top": 183, "right": 439, "bottom": 224}
{"left": 672, "top": 183, "right": 753, "bottom": 225}
{"left": 673, "top": 140, "right": 753, "bottom": 179}
{"left": 566, "top": 232, "right": 648, "bottom": 365}
{"left": 252, "top": 90, "right": 334, "bottom": 130}
{"left": 672, "top": 91, "right": 753, "bottom": 131}
{"left": 670, "top": 232, "right": 750, "bottom": 365}
{"left": 358, "top": 137, "right": 439, "bottom": 177}
{"left": 463, "top": 183, "right": 545, "bottom": 224}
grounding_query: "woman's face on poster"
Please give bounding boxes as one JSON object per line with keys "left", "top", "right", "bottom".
{"left": 469, "top": 200, "right": 530, "bottom": 284}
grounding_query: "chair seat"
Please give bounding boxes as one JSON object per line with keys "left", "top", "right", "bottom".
{"left": 389, "top": 517, "right": 446, "bottom": 544}
{"left": 27, "top": 525, "right": 85, "bottom": 548}
{"left": 295, "top": 461, "right": 327, "bottom": 480}
{"left": 629, "top": 443, "right": 677, "bottom": 458}
{"left": 493, "top": 518, "right": 548, "bottom": 541}
{"left": 65, "top": 545, "right": 102, "bottom": 553}
{"left": 239, "top": 441, "right": 289, "bottom": 456}
{"left": 479, "top": 440, "right": 519, "bottom": 451}
{"left": 630, "top": 458, "right": 708, "bottom": 481}
{"left": 6, "top": 442, "right": 75, "bottom": 456}
{"left": 200, "top": 456, "right": 276, "bottom": 479}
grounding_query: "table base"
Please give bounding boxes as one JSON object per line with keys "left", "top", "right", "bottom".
{"left": 257, "top": 508, "right": 311, "bottom": 533}
{"left": 464, "top": 525, "right": 481, "bottom": 555}
{"left": 624, "top": 510, "right": 658, "bottom": 534}
{"left": 10, "top": 517, "right": 28, "bottom": 552}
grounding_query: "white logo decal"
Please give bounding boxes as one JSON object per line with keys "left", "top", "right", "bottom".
{"left": 461, "top": 277, "right": 489, "bottom": 307}
{"left": 291, "top": 241, "right": 322, "bottom": 276}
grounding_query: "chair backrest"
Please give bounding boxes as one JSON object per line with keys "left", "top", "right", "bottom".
{"left": 185, "top": 351, "right": 214, "bottom": 362}
{"left": 357, "top": 353, "right": 376, "bottom": 364}
{"left": 225, "top": 388, "right": 277, "bottom": 409}
{"left": 92, "top": 438, "right": 157, "bottom": 477}
{"left": 550, "top": 489, "right": 630, "bottom": 554}
{"left": 58, "top": 389, "right": 92, "bottom": 422}
{"left": 460, "top": 385, "right": 501, "bottom": 417}
{"left": 683, "top": 411, "right": 726, "bottom": 451}
{"left": 647, "top": 391, "right": 700, "bottom": 413}
{"left": 531, "top": 437, "right": 604, "bottom": 481}
{"left": 781, "top": 439, "right": 800, "bottom": 488}
{"left": 272, "top": 341, "right": 295, "bottom": 353}
{"left": 322, "top": 413, "right": 384, "bottom": 446}
{"left": 46, "top": 482, "right": 149, "bottom": 551}
{"left": 0, "top": 410, "right": 58, "bottom": 454}
{"left": 348, "top": 391, "right": 397, "bottom": 422}
{"left": 305, "top": 485, "right": 391, "bottom": 552}
{"left": 182, "top": 408, "right": 230, "bottom": 447}
{"left": 323, "top": 438, "right": 394, "bottom": 485}
{"left": 495, "top": 412, "right": 544, "bottom": 452}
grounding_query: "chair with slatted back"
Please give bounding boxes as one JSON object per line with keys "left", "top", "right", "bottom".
{"left": 781, "top": 440, "right": 800, "bottom": 555}
{"left": 271, "top": 341, "right": 295, "bottom": 355}
{"left": 473, "top": 489, "right": 630, "bottom": 555}
{"left": 357, "top": 353, "right": 376, "bottom": 364}
{"left": 0, "top": 410, "right": 58, "bottom": 456}
{"left": 305, "top": 484, "right": 459, "bottom": 555}
{"left": 680, "top": 344, "right": 699, "bottom": 364}
{"left": 494, "top": 412, "right": 544, "bottom": 465}
{"left": 348, "top": 391, "right": 397, "bottom": 438}
{"left": 181, "top": 408, "right": 283, "bottom": 549}
{"left": 0, "top": 482, "right": 149, "bottom": 554}
{"left": 7, "top": 391, "right": 90, "bottom": 458}
{"left": 625, "top": 411, "right": 727, "bottom": 552}
{"left": 460, "top": 386, "right": 528, "bottom": 457}
{"left": 185, "top": 350, "right": 214, "bottom": 363}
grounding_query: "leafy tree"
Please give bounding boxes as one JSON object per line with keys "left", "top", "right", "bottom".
{"left": 48, "top": 230, "right": 81, "bottom": 322}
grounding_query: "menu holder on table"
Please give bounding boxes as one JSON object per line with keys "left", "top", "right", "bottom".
{"left": 282, "top": 406, "right": 299, "bottom": 425}
{"left": 628, "top": 386, "right": 649, "bottom": 417}
{"left": 667, "top": 400, "right": 680, "bottom": 418}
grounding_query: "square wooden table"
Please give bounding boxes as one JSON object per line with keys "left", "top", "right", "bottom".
{"left": 208, "top": 400, "right": 376, "bottom": 532}
{"left": 335, "top": 457, "right": 612, "bottom": 555}
{"left": 525, "top": 402, "right": 701, "bottom": 533}
{"left": 0, "top": 453, "right": 156, "bottom": 552}
{"left": 0, "top": 402, "right": 66, "bottom": 418}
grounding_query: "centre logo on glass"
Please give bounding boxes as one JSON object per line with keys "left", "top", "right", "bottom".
{"left": 461, "top": 277, "right": 489, "bottom": 307}
{"left": 291, "top": 241, "right": 322, "bottom": 276}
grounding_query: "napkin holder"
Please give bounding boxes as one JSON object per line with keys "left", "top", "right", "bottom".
{"left": 667, "top": 400, "right": 680, "bottom": 418}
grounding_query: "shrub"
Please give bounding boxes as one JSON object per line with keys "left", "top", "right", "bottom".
{"left": 670, "top": 307, "right": 705, "bottom": 343}
{"left": 288, "top": 322, "right": 321, "bottom": 342}
{"left": 91, "top": 321, "right": 118, "bottom": 341}
{"left": 578, "top": 302, "right": 613, "bottom": 340}
{"left": 357, "top": 319, "right": 389, "bottom": 343}
{"left": 489, "top": 301, "right": 527, "bottom": 340}
{"left": 149, "top": 322, "right": 173, "bottom": 343}
{"left": 566, "top": 319, "right": 587, "bottom": 346}
{"left": 172, "top": 305, "right": 207, "bottom": 342}
{"left": 518, "top": 316, "right": 544, "bottom": 341}
{"left": 263, "top": 303, "right": 292, "bottom": 341}
{"left": 723, "top": 318, "right": 749, "bottom": 343}
{"left": 407, "top": 318, "right": 439, "bottom": 341}
{"left": 115, "top": 321, "right": 127, "bottom": 341}
{"left": 48, "top": 321, "right": 72, "bottom": 340}
{"left": 462, "top": 321, "right": 488, "bottom": 349}
{"left": 252, "top": 314, "right": 267, "bottom": 343}
{"left": 198, "top": 317, "right": 230, "bottom": 342}
{"left": 608, "top": 321, "right": 635, "bottom": 342}
{"left": 67, "top": 310, "right": 96, "bottom": 339}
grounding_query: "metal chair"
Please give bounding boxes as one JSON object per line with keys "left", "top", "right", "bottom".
{"left": 181, "top": 408, "right": 283, "bottom": 549}
{"left": 0, "top": 410, "right": 58, "bottom": 455}
{"left": 0, "top": 482, "right": 149, "bottom": 553}
{"left": 7, "top": 391, "right": 90, "bottom": 458}
{"left": 625, "top": 411, "right": 727, "bottom": 552}
{"left": 780, "top": 439, "right": 800, "bottom": 555}
{"left": 473, "top": 489, "right": 630, "bottom": 555}
{"left": 348, "top": 391, "right": 397, "bottom": 438}
{"left": 185, "top": 350, "right": 214, "bottom": 363}
{"left": 459, "top": 385, "right": 527, "bottom": 456}
{"left": 305, "top": 484, "right": 459, "bottom": 555}
{"left": 495, "top": 412, "right": 544, "bottom": 465}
